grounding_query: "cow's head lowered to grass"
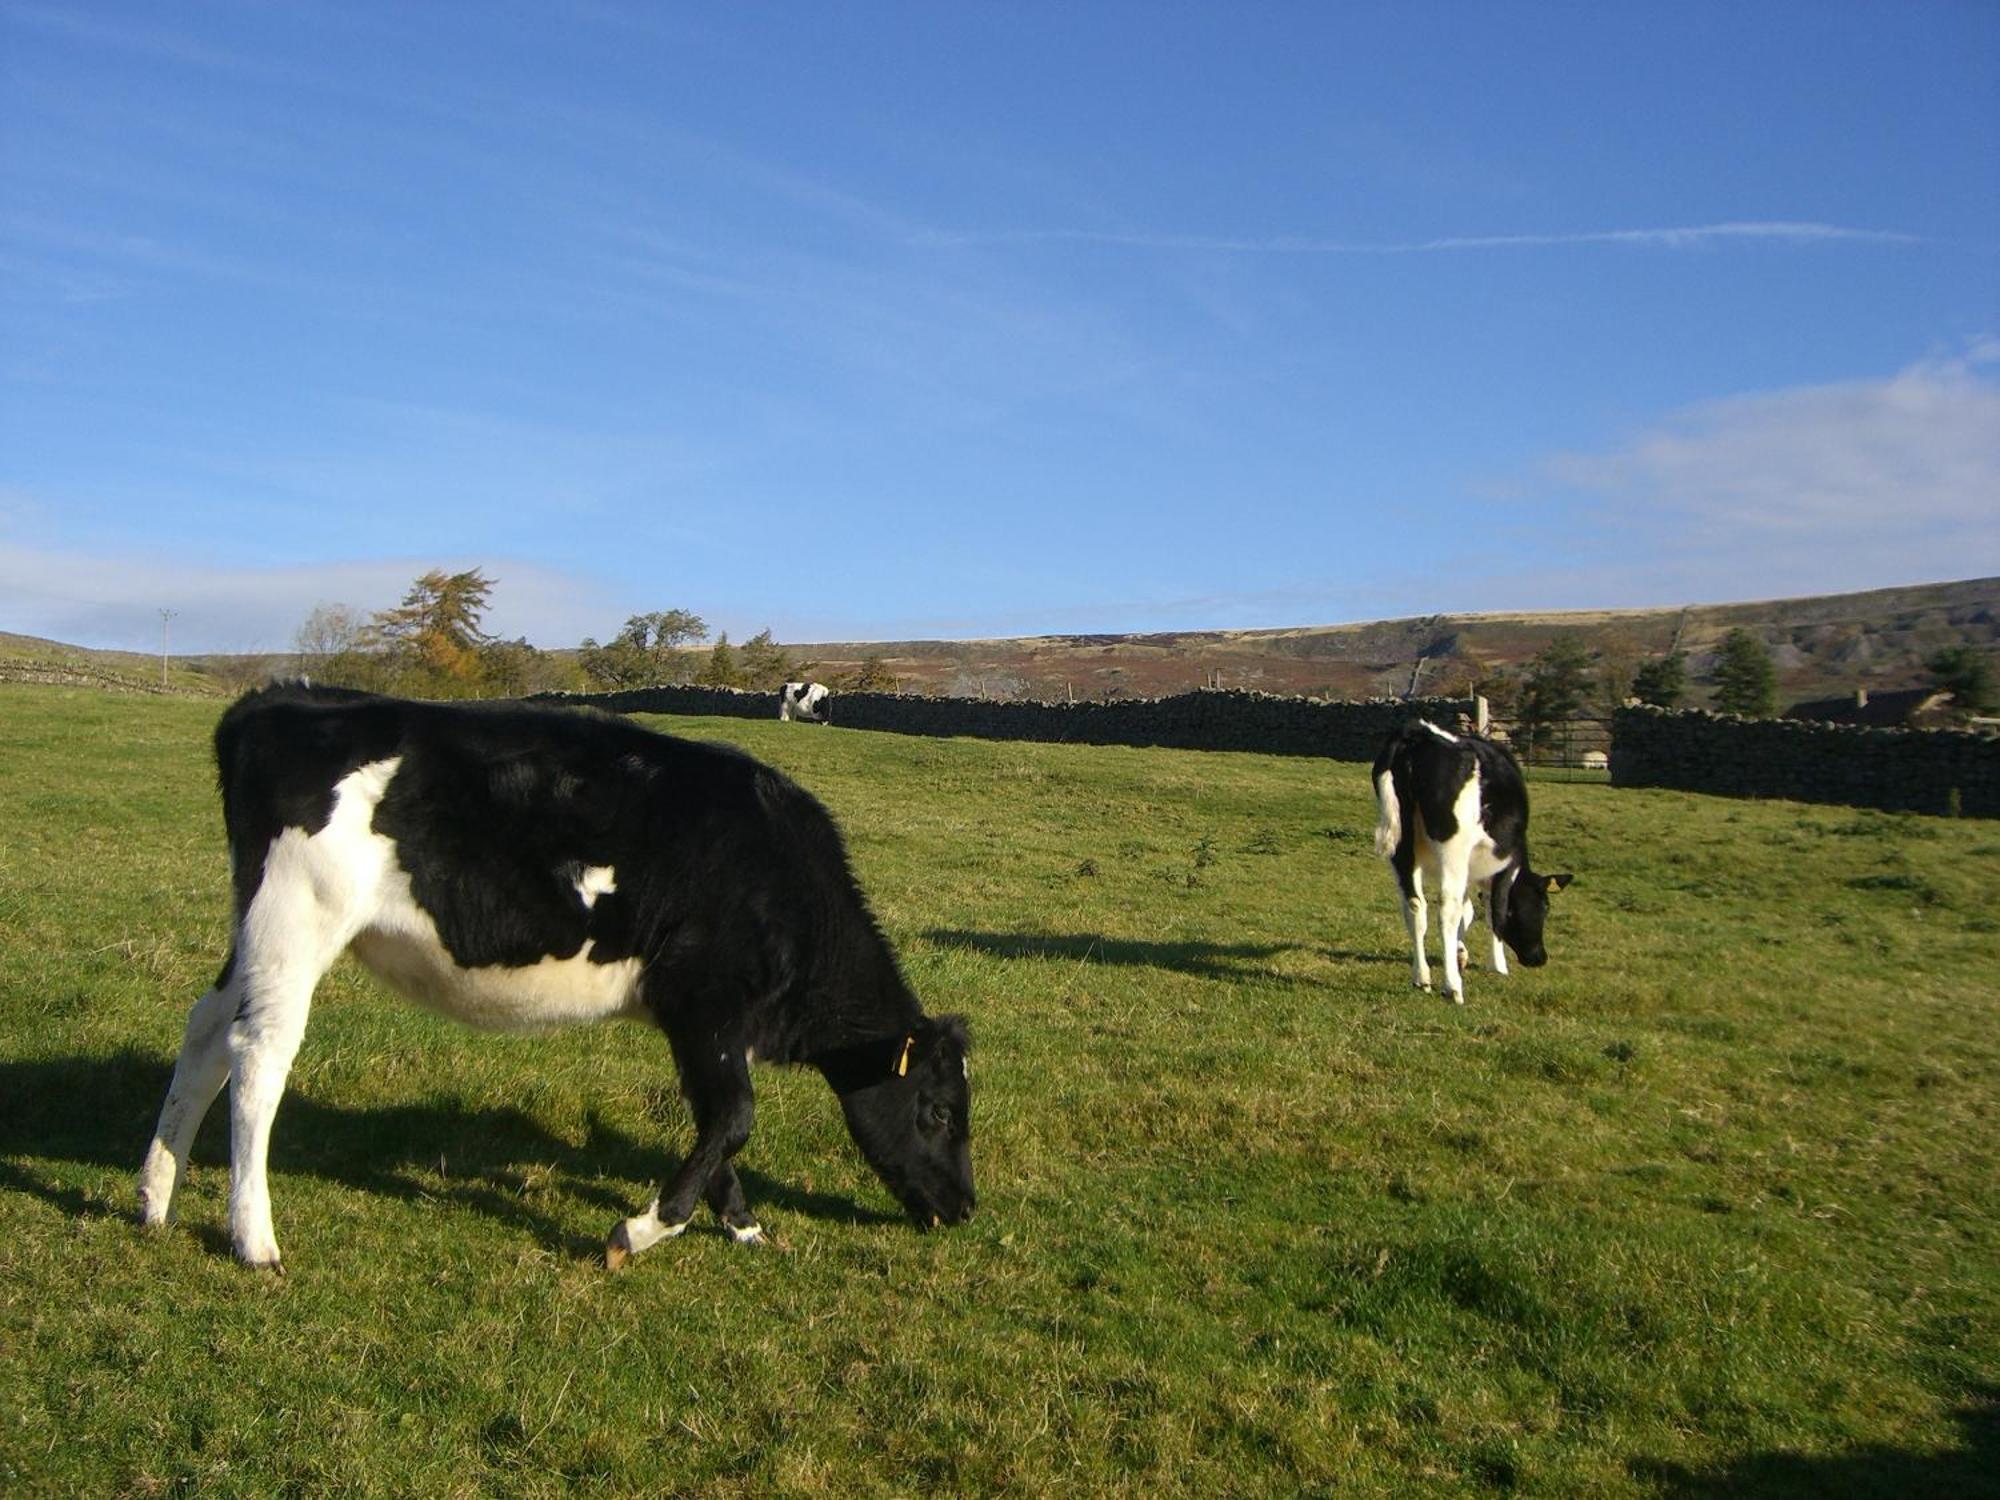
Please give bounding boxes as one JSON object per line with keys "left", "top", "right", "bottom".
{"left": 822, "top": 1014, "right": 976, "bottom": 1228}
{"left": 1491, "top": 866, "right": 1574, "bottom": 970}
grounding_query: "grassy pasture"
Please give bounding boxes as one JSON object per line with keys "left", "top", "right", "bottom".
{"left": 1, "top": 684, "right": 1995, "bottom": 1497}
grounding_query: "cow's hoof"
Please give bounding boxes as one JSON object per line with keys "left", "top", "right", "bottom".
{"left": 1443, "top": 990, "right": 1464, "bottom": 1006}
{"left": 606, "top": 1206, "right": 688, "bottom": 1269}
{"left": 725, "top": 1221, "right": 766, "bottom": 1246}
{"left": 137, "top": 1147, "right": 179, "bottom": 1225}
{"left": 235, "top": 1235, "right": 285, "bottom": 1273}
{"left": 605, "top": 1224, "right": 635, "bottom": 1271}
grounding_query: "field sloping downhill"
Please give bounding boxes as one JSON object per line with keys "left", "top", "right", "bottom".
{"left": 1, "top": 684, "right": 1994, "bottom": 1495}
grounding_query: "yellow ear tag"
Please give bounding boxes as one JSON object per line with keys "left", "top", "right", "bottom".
{"left": 895, "top": 1035, "right": 915, "bottom": 1077}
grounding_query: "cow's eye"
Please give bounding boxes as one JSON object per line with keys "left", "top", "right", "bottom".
{"left": 926, "top": 1102, "right": 952, "bottom": 1131}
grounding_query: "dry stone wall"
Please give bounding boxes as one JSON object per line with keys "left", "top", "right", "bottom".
{"left": 539, "top": 686, "right": 2000, "bottom": 817}
{"left": 534, "top": 685, "right": 1476, "bottom": 762}
{"left": 1611, "top": 705, "right": 1999, "bottom": 818}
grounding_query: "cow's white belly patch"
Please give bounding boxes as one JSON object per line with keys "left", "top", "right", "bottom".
{"left": 346, "top": 856, "right": 645, "bottom": 1032}
{"left": 251, "top": 756, "right": 647, "bottom": 1032}
{"left": 350, "top": 926, "right": 645, "bottom": 1031}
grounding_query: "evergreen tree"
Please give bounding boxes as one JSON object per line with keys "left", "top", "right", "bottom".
{"left": 1590, "top": 636, "right": 1641, "bottom": 717}
{"left": 1927, "top": 645, "right": 1996, "bottom": 715}
{"left": 1711, "top": 629, "right": 1778, "bottom": 717}
{"left": 736, "top": 628, "right": 795, "bottom": 691}
{"left": 1472, "top": 664, "right": 1520, "bottom": 718}
{"left": 1516, "top": 637, "right": 1593, "bottom": 759}
{"left": 1631, "top": 651, "right": 1688, "bottom": 708}
{"left": 696, "top": 632, "right": 740, "bottom": 687}
{"left": 848, "top": 655, "right": 898, "bottom": 692}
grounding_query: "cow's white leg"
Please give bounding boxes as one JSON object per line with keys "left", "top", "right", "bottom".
{"left": 1435, "top": 864, "right": 1470, "bottom": 1004}
{"left": 220, "top": 818, "right": 380, "bottom": 1270}
{"left": 1480, "top": 888, "right": 1504, "bottom": 980}
{"left": 225, "top": 964, "right": 320, "bottom": 1270}
{"left": 1401, "top": 866, "right": 1431, "bottom": 992}
{"left": 138, "top": 968, "right": 241, "bottom": 1226}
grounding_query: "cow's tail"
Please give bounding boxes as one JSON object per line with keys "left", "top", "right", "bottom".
{"left": 1372, "top": 761, "right": 1402, "bottom": 859}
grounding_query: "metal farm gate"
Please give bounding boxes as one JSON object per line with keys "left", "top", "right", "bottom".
{"left": 1486, "top": 715, "right": 1613, "bottom": 781}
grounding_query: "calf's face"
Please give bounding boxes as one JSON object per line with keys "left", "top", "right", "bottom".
{"left": 837, "top": 1014, "right": 975, "bottom": 1228}
{"left": 1498, "top": 869, "right": 1573, "bottom": 967}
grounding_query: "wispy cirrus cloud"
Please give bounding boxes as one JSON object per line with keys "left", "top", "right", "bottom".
{"left": 3, "top": 2, "right": 253, "bottom": 72}
{"left": 919, "top": 220, "right": 1919, "bottom": 254}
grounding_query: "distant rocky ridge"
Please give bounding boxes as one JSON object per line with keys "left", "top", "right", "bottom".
{"left": 4, "top": 576, "right": 1994, "bottom": 706}
{"left": 783, "top": 577, "right": 1998, "bottom": 703}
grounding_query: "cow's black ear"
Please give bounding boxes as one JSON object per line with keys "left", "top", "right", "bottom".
{"left": 1548, "top": 873, "right": 1574, "bottom": 893}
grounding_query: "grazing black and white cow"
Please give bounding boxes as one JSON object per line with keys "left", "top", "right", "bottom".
{"left": 1372, "top": 719, "right": 1572, "bottom": 1003}
{"left": 138, "top": 685, "right": 974, "bottom": 1271}
{"left": 780, "top": 681, "right": 831, "bottom": 723}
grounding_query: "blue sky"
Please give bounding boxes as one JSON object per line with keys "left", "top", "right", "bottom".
{"left": 3, "top": 2, "right": 1996, "bottom": 654}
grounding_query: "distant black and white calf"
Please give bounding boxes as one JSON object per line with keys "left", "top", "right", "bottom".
{"left": 1372, "top": 719, "right": 1571, "bottom": 1003}
{"left": 138, "top": 685, "right": 973, "bottom": 1271}
{"left": 780, "top": 681, "right": 831, "bottom": 723}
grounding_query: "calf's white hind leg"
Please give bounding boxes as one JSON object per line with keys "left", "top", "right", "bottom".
{"left": 224, "top": 962, "right": 323, "bottom": 1270}
{"left": 138, "top": 931, "right": 334, "bottom": 1269}
{"left": 219, "top": 823, "right": 377, "bottom": 1269}
{"left": 138, "top": 970, "right": 241, "bottom": 1227}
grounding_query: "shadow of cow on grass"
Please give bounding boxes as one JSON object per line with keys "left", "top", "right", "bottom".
{"left": 921, "top": 928, "right": 1403, "bottom": 985}
{"left": 0, "top": 1051, "right": 900, "bottom": 1265}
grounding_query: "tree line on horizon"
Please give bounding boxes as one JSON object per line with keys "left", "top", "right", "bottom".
{"left": 1431, "top": 628, "right": 1992, "bottom": 760}
{"left": 288, "top": 568, "right": 1994, "bottom": 723}
{"left": 292, "top": 568, "right": 899, "bottom": 700}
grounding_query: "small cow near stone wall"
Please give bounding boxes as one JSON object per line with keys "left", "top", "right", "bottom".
{"left": 780, "top": 681, "right": 831, "bottom": 723}
{"left": 1372, "top": 719, "right": 1571, "bottom": 1002}
{"left": 138, "top": 685, "right": 973, "bottom": 1271}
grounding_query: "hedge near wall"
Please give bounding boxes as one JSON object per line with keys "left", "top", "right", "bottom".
{"left": 1611, "top": 705, "right": 2000, "bottom": 818}
{"left": 534, "top": 685, "right": 1477, "bottom": 763}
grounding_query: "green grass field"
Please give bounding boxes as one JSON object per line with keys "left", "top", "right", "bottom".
{"left": 2, "top": 684, "right": 1995, "bottom": 1496}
